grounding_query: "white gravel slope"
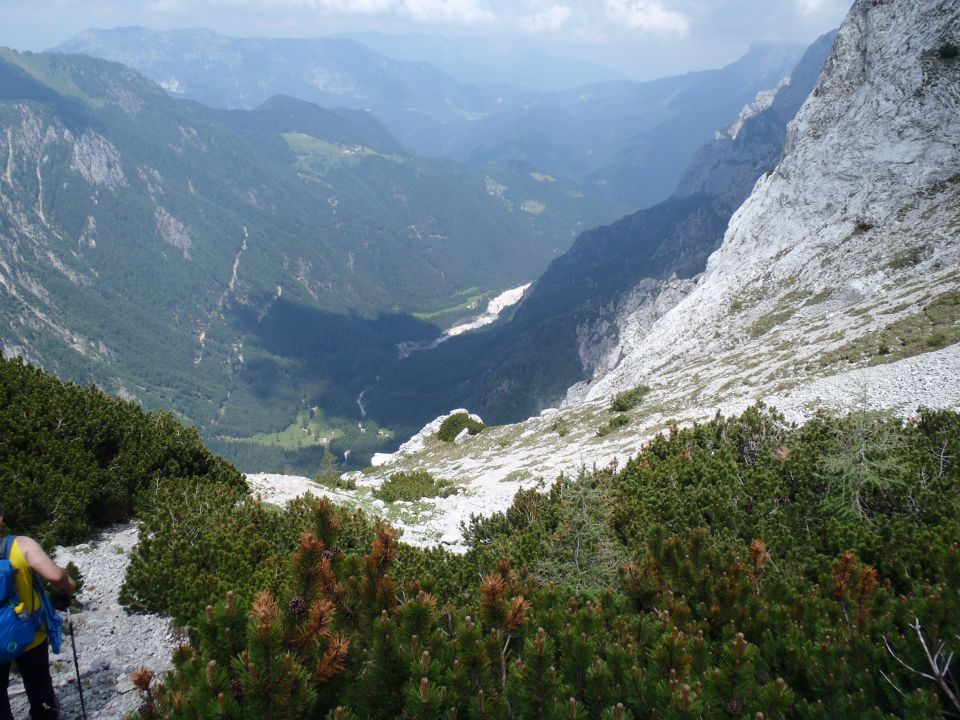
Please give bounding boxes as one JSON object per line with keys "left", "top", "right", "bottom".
{"left": 9, "top": 525, "right": 177, "bottom": 720}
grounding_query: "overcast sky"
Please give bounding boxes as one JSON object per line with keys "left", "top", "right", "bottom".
{"left": 0, "top": 0, "right": 853, "bottom": 79}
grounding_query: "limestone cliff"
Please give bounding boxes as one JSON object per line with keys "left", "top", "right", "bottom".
{"left": 586, "top": 0, "right": 960, "bottom": 404}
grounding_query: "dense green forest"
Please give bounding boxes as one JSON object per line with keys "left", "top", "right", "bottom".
{"left": 0, "top": 49, "right": 626, "bottom": 475}
{"left": 4, "top": 356, "right": 959, "bottom": 718}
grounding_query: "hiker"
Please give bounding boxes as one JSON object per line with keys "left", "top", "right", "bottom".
{"left": 0, "top": 504, "right": 75, "bottom": 720}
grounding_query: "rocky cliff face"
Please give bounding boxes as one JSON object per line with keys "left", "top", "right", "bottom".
{"left": 585, "top": 0, "right": 960, "bottom": 404}
{"left": 558, "top": 31, "right": 836, "bottom": 405}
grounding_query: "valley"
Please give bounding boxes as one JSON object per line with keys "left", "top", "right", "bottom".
{"left": 1, "top": 0, "right": 960, "bottom": 718}
{"left": 0, "top": 48, "right": 625, "bottom": 472}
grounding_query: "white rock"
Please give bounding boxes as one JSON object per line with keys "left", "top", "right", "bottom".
{"left": 586, "top": 0, "right": 960, "bottom": 402}
{"left": 370, "top": 452, "right": 394, "bottom": 467}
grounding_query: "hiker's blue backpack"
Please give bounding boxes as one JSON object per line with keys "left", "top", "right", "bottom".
{"left": 0, "top": 536, "right": 62, "bottom": 663}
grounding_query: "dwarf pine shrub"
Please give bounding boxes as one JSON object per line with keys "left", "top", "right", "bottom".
{"left": 437, "top": 412, "right": 485, "bottom": 442}
{"left": 373, "top": 470, "right": 456, "bottom": 502}
{"left": 597, "top": 414, "right": 631, "bottom": 436}
{"left": 610, "top": 384, "right": 650, "bottom": 412}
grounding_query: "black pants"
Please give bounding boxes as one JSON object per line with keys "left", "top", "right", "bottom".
{"left": 0, "top": 642, "right": 58, "bottom": 720}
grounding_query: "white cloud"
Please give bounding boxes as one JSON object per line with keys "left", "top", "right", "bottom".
{"left": 401, "top": 0, "right": 495, "bottom": 24}
{"left": 518, "top": 4, "right": 571, "bottom": 33}
{"left": 206, "top": 0, "right": 397, "bottom": 11}
{"left": 148, "top": 0, "right": 189, "bottom": 11}
{"left": 602, "top": 0, "right": 689, "bottom": 34}
{"left": 795, "top": 0, "right": 828, "bottom": 14}
{"left": 205, "top": 0, "right": 500, "bottom": 23}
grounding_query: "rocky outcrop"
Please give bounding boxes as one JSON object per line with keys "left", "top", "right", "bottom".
{"left": 69, "top": 131, "right": 127, "bottom": 188}
{"left": 715, "top": 77, "right": 790, "bottom": 141}
{"left": 370, "top": 409, "right": 484, "bottom": 466}
{"left": 154, "top": 206, "right": 192, "bottom": 259}
{"left": 586, "top": 0, "right": 960, "bottom": 402}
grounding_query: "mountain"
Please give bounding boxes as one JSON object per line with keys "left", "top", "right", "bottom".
{"left": 53, "top": 28, "right": 803, "bottom": 208}
{"left": 450, "top": 42, "right": 807, "bottom": 209}
{"left": 366, "top": 31, "right": 837, "bottom": 427}
{"left": 336, "top": 32, "right": 630, "bottom": 90}
{"left": 0, "top": 49, "right": 622, "bottom": 469}
{"left": 353, "top": 0, "right": 960, "bottom": 544}
{"left": 583, "top": 0, "right": 960, "bottom": 404}
{"left": 51, "top": 27, "right": 525, "bottom": 157}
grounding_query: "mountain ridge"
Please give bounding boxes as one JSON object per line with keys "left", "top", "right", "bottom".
{"left": 365, "top": 30, "right": 836, "bottom": 428}
{"left": 53, "top": 27, "right": 804, "bottom": 208}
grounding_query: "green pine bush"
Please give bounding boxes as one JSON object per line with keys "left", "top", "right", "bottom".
{"left": 8, "top": 359, "right": 958, "bottom": 718}
{"left": 597, "top": 414, "right": 630, "bottom": 436}
{"left": 373, "top": 471, "right": 457, "bottom": 503}
{"left": 436, "top": 413, "right": 485, "bottom": 442}
{"left": 610, "top": 385, "right": 650, "bottom": 412}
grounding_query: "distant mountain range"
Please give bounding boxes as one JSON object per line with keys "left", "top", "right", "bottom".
{"left": 334, "top": 32, "right": 631, "bottom": 91}
{"left": 450, "top": 42, "right": 807, "bottom": 209}
{"left": 53, "top": 28, "right": 804, "bottom": 209}
{"left": 52, "top": 27, "right": 523, "bottom": 158}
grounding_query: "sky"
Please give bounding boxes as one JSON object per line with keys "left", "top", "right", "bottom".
{"left": 0, "top": 0, "right": 854, "bottom": 80}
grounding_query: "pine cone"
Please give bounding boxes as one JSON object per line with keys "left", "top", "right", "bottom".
{"left": 289, "top": 595, "right": 308, "bottom": 618}
{"left": 229, "top": 677, "right": 244, "bottom": 700}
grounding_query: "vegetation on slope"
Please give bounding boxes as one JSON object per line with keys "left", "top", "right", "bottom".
{"left": 120, "top": 404, "right": 960, "bottom": 719}
{"left": 437, "top": 413, "right": 485, "bottom": 442}
{"left": 5, "top": 355, "right": 958, "bottom": 717}
{"left": 0, "top": 357, "right": 243, "bottom": 546}
{"left": 373, "top": 471, "right": 457, "bottom": 503}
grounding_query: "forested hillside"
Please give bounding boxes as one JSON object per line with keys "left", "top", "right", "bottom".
{"left": 0, "top": 48, "right": 622, "bottom": 473}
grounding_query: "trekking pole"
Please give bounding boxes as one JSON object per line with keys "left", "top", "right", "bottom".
{"left": 66, "top": 607, "right": 88, "bottom": 720}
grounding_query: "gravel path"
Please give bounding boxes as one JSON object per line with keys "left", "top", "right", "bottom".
{"left": 9, "top": 524, "right": 178, "bottom": 720}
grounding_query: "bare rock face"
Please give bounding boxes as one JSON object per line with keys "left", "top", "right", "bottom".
{"left": 154, "top": 206, "right": 192, "bottom": 259}
{"left": 69, "top": 131, "right": 127, "bottom": 188}
{"left": 587, "top": 0, "right": 960, "bottom": 402}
